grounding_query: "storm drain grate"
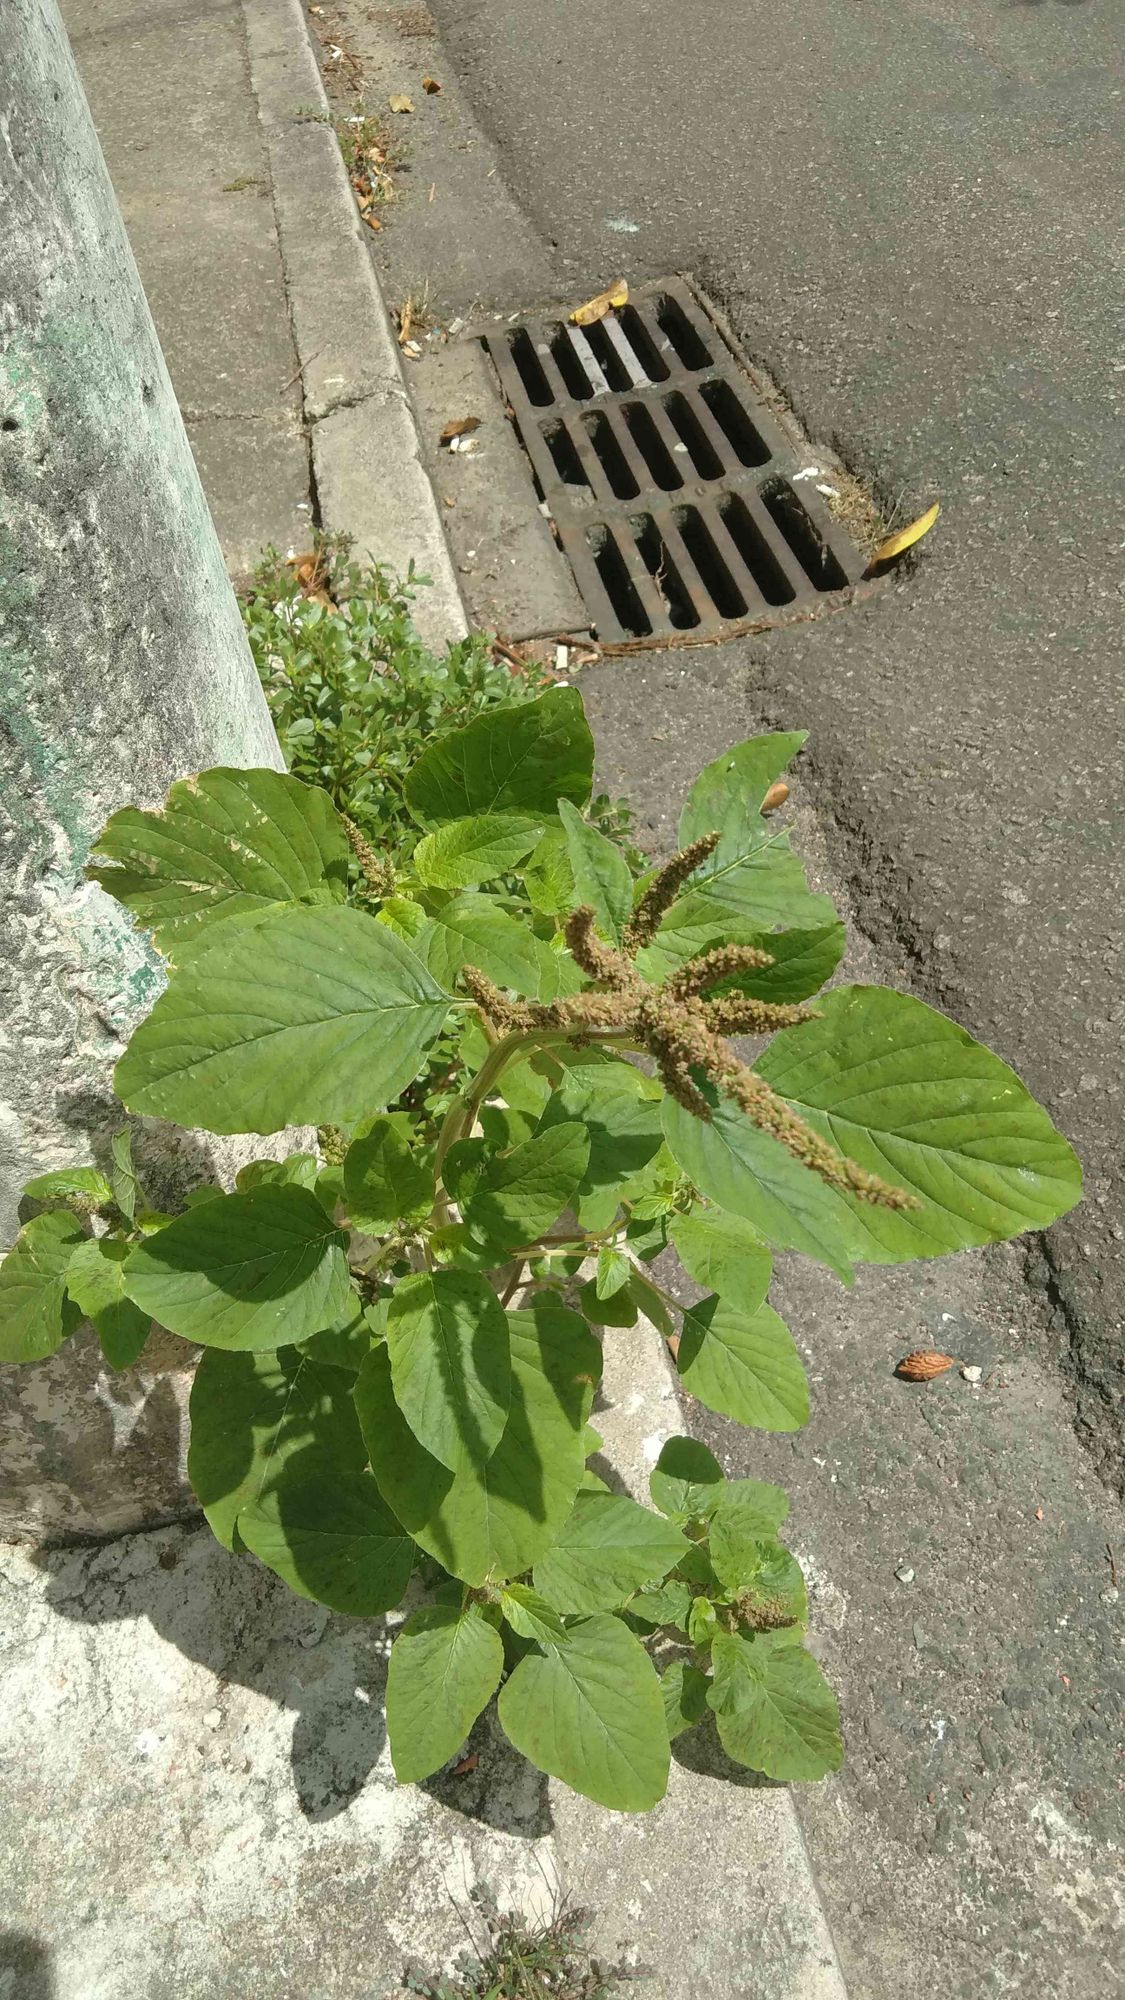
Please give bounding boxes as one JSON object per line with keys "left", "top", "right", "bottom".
{"left": 483, "top": 279, "right": 867, "bottom": 644}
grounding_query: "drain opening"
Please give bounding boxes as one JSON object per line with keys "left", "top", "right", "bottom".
{"left": 619, "top": 306, "right": 670, "bottom": 382}
{"left": 550, "top": 328, "right": 596, "bottom": 400}
{"left": 588, "top": 525, "right": 651, "bottom": 637}
{"left": 582, "top": 319, "right": 634, "bottom": 392}
{"left": 583, "top": 412, "right": 638, "bottom": 498}
{"left": 624, "top": 404, "right": 684, "bottom": 491}
{"left": 655, "top": 293, "right": 713, "bottom": 370}
{"left": 664, "top": 391, "right": 724, "bottom": 479}
{"left": 508, "top": 327, "right": 552, "bottom": 406}
{"left": 761, "top": 479, "right": 849, "bottom": 590}
{"left": 542, "top": 419, "right": 587, "bottom": 488}
{"left": 699, "top": 379, "right": 770, "bottom": 466}
{"left": 676, "top": 506, "right": 746, "bottom": 619}
{"left": 633, "top": 516, "right": 698, "bottom": 630}
{"left": 718, "top": 494, "right": 795, "bottom": 605}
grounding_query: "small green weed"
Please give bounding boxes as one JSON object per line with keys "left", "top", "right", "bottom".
{"left": 403, "top": 1885, "right": 643, "bottom": 1999}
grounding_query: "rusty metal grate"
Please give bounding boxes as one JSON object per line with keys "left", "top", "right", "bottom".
{"left": 483, "top": 279, "right": 867, "bottom": 644}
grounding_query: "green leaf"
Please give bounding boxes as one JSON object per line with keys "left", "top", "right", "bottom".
{"left": 115, "top": 905, "right": 451, "bottom": 1134}
{"left": 649, "top": 1435, "right": 724, "bottom": 1522}
{"left": 498, "top": 1612, "right": 669, "bottom": 1811}
{"left": 235, "top": 1153, "right": 320, "bottom": 1193}
{"left": 688, "top": 1595, "right": 719, "bottom": 1646}
{"left": 64, "top": 1237, "right": 151, "bottom": 1370}
{"left": 756, "top": 984, "right": 1083, "bottom": 1260}
{"left": 629, "top": 1578, "right": 693, "bottom": 1632}
{"left": 417, "top": 893, "right": 578, "bottom": 1002}
{"left": 188, "top": 1344, "right": 366, "bottom": 1550}
{"left": 343, "top": 1115, "right": 433, "bottom": 1234}
{"left": 578, "top": 1277, "right": 637, "bottom": 1328}
{"left": 385, "top": 1270, "right": 510, "bottom": 1471}
{"left": 23, "top": 1165, "right": 113, "bottom": 1205}
{"left": 238, "top": 1466, "right": 413, "bottom": 1615}
{"left": 357, "top": 1304, "right": 599, "bottom": 1585}
{"left": 680, "top": 732, "right": 808, "bottom": 845}
{"left": 534, "top": 1492, "right": 687, "bottom": 1614}
{"left": 678, "top": 1294, "right": 808, "bottom": 1432}
{"left": 557, "top": 799, "right": 633, "bottom": 943}
{"left": 405, "top": 687, "right": 594, "bottom": 824}
{"left": 662, "top": 1088, "right": 858, "bottom": 1282}
{"left": 0, "top": 1212, "right": 85, "bottom": 1363}
{"left": 626, "top": 1267, "right": 674, "bottom": 1339}
{"left": 671, "top": 1209, "right": 772, "bottom": 1308}
{"left": 89, "top": 765, "right": 349, "bottom": 955}
{"left": 110, "top": 1129, "right": 140, "bottom": 1224}
{"left": 674, "top": 733, "right": 836, "bottom": 931}
{"left": 714, "top": 1537, "right": 807, "bottom": 1627}
{"left": 500, "top": 1583, "right": 570, "bottom": 1648}
{"left": 536, "top": 1060, "right": 663, "bottom": 1231}
{"left": 459, "top": 1123, "right": 590, "bottom": 1253}
{"left": 413, "top": 813, "right": 544, "bottom": 889}
{"left": 708, "top": 1630, "right": 842, "bottom": 1780}
{"left": 124, "top": 1186, "right": 351, "bottom": 1350}
{"left": 661, "top": 1660, "right": 710, "bottom": 1741}
{"left": 520, "top": 821, "right": 574, "bottom": 915}
{"left": 595, "top": 1246, "right": 631, "bottom": 1302}
{"left": 708, "top": 1475, "right": 789, "bottom": 1550}
{"left": 387, "top": 1604, "right": 505, "bottom": 1783}
{"left": 639, "top": 909, "right": 845, "bottom": 1006}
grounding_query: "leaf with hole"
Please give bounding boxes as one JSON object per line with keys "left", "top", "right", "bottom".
{"left": 386, "top": 1604, "right": 505, "bottom": 1783}
{"left": 123, "top": 1185, "right": 351, "bottom": 1350}
{"left": 89, "top": 766, "right": 349, "bottom": 956}
{"left": 115, "top": 904, "right": 451, "bottom": 1133}
{"left": 238, "top": 1466, "right": 413, "bottom": 1615}
{"left": 677, "top": 1294, "right": 809, "bottom": 1432}
{"left": 499, "top": 1611, "right": 668, "bottom": 1811}
{"left": 756, "top": 985, "right": 1082, "bottom": 1261}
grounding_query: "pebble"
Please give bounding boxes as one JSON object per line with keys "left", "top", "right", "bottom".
{"left": 961, "top": 1364, "right": 983, "bottom": 1384}
{"left": 1100, "top": 1586, "right": 1119, "bottom": 1605}
{"left": 203, "top": 1708, "right": 222, "bottom": 1730}
{"left": 895, "top": 1564, "right": 915, "bottom": 1584}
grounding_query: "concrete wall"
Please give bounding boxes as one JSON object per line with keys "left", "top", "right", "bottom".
{"left": 0, "top": 0, "right": 286, "bottom": 1537}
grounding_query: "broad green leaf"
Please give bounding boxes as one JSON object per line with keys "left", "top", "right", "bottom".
{"left": 712, "top": 1536, "right": 807, "bottom": 1626}
{"left": 557, "top": 799, "right": 633, "bottom": 943}
{"left": 534, "top": 1492, "right": 687, "bottom": 1614}
{"left": 0, "top": 1212, "right": 85, "bottom": 1363}
{"left": 385, "top": 1270, "right": 510, "bottom": 1471}
{"left": 678, "top": 1294, "right": 809, "bottom": 1431}
{"left": 756, "top": 985, "right": 1083, "bottom": 1261}
{"left": 238, "top": 1466, "right": 413, "bottom": 1615}
{"left": 649, "top": 1435, "right": 725, "bottom": 1521}
{"left": 498, "top": 1612, "right": 669, "bottom": 1811}
{"left": 116, "top": 905, "right": 451, "bottom": 1133}
{"left": 661, "top": 1660, "right": 710, "bottom": 1740}
{"left": 235, "top": 1153, "right": 320, "bottom": 1193}
{"left": 386, "top": 1604, "right": 505, "bottom": 1782}
{"left": 405, "top": 687, "right": 594, "bottom": 824}
{"left": 675, "top": 733, "right": 835, "bottom": 931}
{"left": 708, "top": 1629, "right": 842, "bottom": 1780}
{"left": 671, "top": 1209, "right": 772, "bottom": 1309}
{"left": 24, "top": 1165, "right": 113, "bottom": 1205}
{"left": 376, "top": 894, "right": 429, "bottom": 943}
{"left": 629, "top": 1578, "right": 693, "bottom": 1631}
{"left": 413, "top": 813, "right": 544, "bottom": 889}
{"left": 343, "top": 1115, "right": 432, "bottom": 1234}
{"left": 639, "top": 909, "right": 845, "bottom": 1004}
{"left": 298, "top": 1304, "right": 375, "bottom": 1373}
{"left": 357, "top": 1304, "right": 599, "bottom": 1584}
{"left": 89, "top": 765, "right": 349, "bottom": 954}
{"left": 65, "top": 1237, "right": 151, "bottom": 1370}
{"left": 124, "top": 1185, "right": 351, "bottom": 1350}
{"left": 626, "top": 1267, "right": 674, "bottom": 1339}
{"left": 708, "top": 1475, "right": 789, "bottom": 1549}
{"left": 578, "top": 1277, "right": 638, "bottom": 1328}
{"left": 500, "top": 1584, "right": 570, "bottom": 1648}
{"left": 184, "top": 1185, "right": 225, "bottom": 1208}
{"left": 662, "top": 1088, "right": 858, "bottom": 1282}
{"left": 417, "top": 893, "right": 579, "bottom": 1002}
{"left": 460, "top": 1123, "right": 590, "bottom": 1253}
{"left": 520, "top": 821, "right": 574, "bottom": 915}
{"left": 188, "top": 1344, "right": 365, "bottom": 1550}
{"left": 688, "top": 1595, "right": 719, "bottom": 1646}
{"left": 536, "top": 1060, "right": 663, "bottom": 1232}
{"left": 595, "top": 1246, "right": 631, "bottom": 1302}
{"left": 110, "top": 1129, "right": 140, "bottom": 1223}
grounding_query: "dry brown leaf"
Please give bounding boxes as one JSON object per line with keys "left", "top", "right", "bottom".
{"left": 570, "top": 278, "right": 629, "bottom": 327}
{"left": 896, "top": 1349, "right": 956, "bottom": 1382}
{"left": 287, "top": 550, "right": 317, "bottom": 572}
{"left": 762, "top": 781, "right": 789, "bottom": 814}
{"left": 868, "top": 500, "right": 941, "bottom": 570}
{"left": 388, "top": 93, "right": 415, "bottom": 114}
{"left": 398, "top": 299, "right": 414, "bottom": 345}
{"left": 451, "top": 1753, "right": 479, "bottom": 1775}
{"left": 363, "top": 213, "right": 382, "bottom": 232}
{"left": 422, "top": 74, "right": 442, "bottom": 93}
{"left": 440, "top": 415, "right": 482, "bottom": 445}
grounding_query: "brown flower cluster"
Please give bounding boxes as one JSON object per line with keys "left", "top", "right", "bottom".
{"left": 342, "top": 815, "right": 395, "bottom": 900}
{"left": 463, "top": 834, "right": 918, "bottom": 1214}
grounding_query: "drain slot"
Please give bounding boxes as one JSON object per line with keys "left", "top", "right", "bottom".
{"left": 486, "top": 279, "right": 867, "bottom": 642}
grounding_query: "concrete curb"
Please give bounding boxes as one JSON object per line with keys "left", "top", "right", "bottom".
{"left": 241, "top": 0, "right": 467, "bottom": 648}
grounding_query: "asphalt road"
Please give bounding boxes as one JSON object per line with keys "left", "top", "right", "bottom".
{"left": 431, "top": 0, "right": 1125, "bottom": 1481}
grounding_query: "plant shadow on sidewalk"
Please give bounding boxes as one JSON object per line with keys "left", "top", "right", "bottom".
{"left": 29, "top": 1522, "right": 549, "bottom": 1837}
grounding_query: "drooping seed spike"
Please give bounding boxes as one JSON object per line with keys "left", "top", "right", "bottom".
{"left": 564, "top": 905, "right": 639, "bottom": 988}
{"left": 342, "top": 814, "right": 394, "bottom": 897}
{"left": 623, "top": 831, "right": 721, "bottom": 952}
{"left": 665, "top": 942, "right": 777, "bottom": 1001}
{"left": 703, "top": 996, "right": 815, "bottom": 1036}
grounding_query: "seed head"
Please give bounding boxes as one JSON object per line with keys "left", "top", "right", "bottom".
{"left": 623, "top": 831, "right": 721, "bottom": 951}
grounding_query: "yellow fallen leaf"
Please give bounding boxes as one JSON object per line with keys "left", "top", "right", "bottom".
{"left": 388, "top": 93, "right": 415, "bottom": 113}
{"left": 570, "top": 278, "right": 629, "bottom": 327}
{"left": 868, "top": 500, "right": 941, "bottom": 568}
{"left": 422, "top": 75, "right": 442, "bottom": 94}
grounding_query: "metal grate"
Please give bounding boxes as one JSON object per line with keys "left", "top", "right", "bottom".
{"left": 484, "top": 280, "right": 867, "bottom": 644}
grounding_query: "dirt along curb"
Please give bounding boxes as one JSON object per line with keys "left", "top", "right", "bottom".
{"left": 241, "top": 0, "right": 465, "bottom": 646}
